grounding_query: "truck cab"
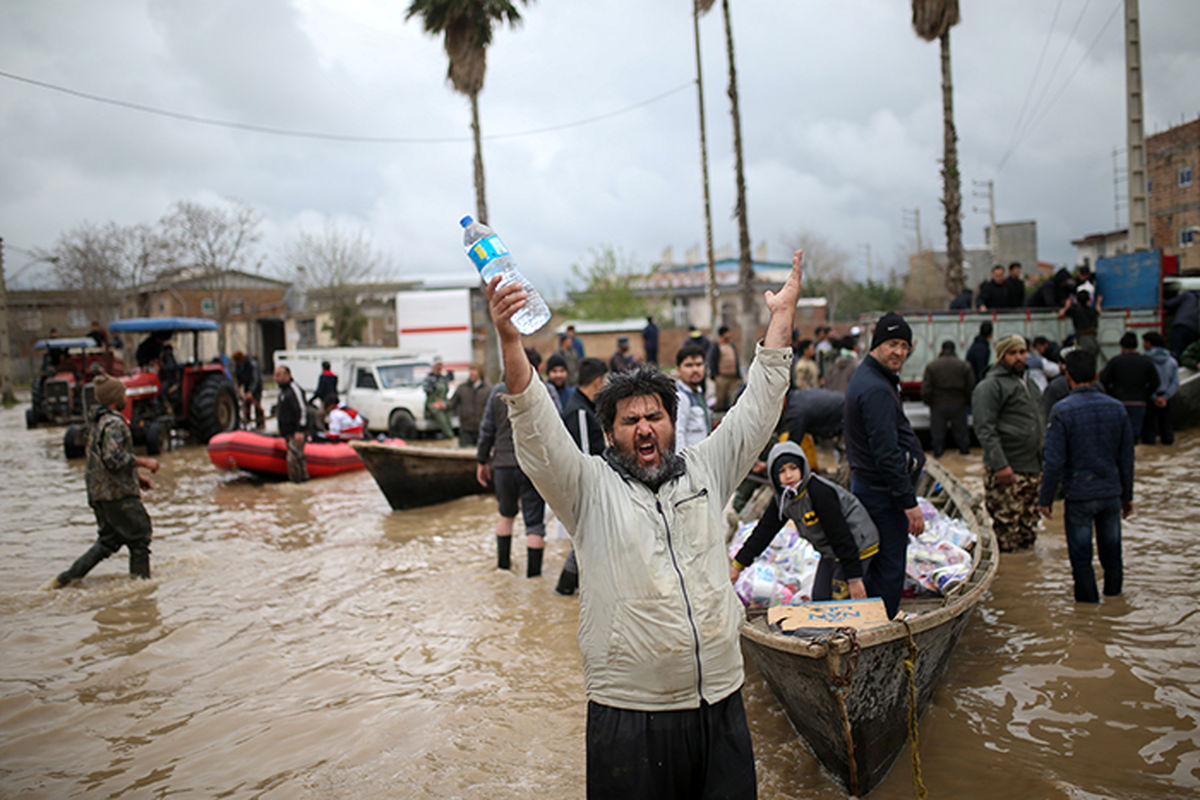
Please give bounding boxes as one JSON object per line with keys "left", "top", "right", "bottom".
{"left": 274, "top": 349, "right": 456, "bottom": 439}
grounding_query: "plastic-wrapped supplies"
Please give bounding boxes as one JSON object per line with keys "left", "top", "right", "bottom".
{"left": 732, "top": 494, "right": 977, "bottom": 609}
{"left": 729, "top": 520, "right": 820, "bottom": 609}
{"left": 904, "top": 532, "right": 972, "bottom": 596}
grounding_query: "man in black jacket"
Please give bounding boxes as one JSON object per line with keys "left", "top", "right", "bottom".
{"left": 274, "top": 365, "right": 308, "bottom": 482}
{"left": 967, "top": 322, "right": 993, "bottom": 382}
{"left": 921, "top": 340, "right": 976, "bottom": 457}
{"left": 844, "top": 312, "right": 926, "bottom": 618}
{"left": 1099, "top": 332, "right": 1159, "bottom": 439}
{"left": 555, "top": 357, "right": 609, "bottom": 595}
{"left": 1005, "top": 262, "right": 1027, "bottom": 308}
{"left": 978, "top": 266, "right": 1010, "bottom": 310}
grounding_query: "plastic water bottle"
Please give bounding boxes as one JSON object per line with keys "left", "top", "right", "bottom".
{"left": 460, "top": 215, "right": 550, "bottom": 335}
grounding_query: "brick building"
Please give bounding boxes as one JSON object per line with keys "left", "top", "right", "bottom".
{"left": 1147, "top": 116, "right": 1200, "bottom": 272}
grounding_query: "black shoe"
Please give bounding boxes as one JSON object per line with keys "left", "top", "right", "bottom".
{"left": 555, "top": 569, "right": 578, "bottom": 596}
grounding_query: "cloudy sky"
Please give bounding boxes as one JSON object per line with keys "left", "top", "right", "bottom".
{"left": 2, "top": 0, "right": 1198, "bottom": 300}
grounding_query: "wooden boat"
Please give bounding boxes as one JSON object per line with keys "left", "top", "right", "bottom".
{"left": 739, "top": 459, "right": 998, "bottom": 796}
{"left": 351, "top": 439, "right": 490, "bottom": 509}
{"left": 207, "top": 431, "right": 393, "bottom": 479}
{"left": 1171, "top": 367, "right": 1199, "bottom": 429}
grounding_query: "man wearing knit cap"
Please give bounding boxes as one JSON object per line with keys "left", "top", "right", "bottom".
{"left": 544, "top": 351, "right": 574, "bottom": 413}
{"left": 972, "top": 334, "right": 1046, "bottom": 551}
{"left": 844, "top": 312, "right": 926, "bottom": 618}
{"left": 55, "top": 373, "right": 160, "bottom": 586}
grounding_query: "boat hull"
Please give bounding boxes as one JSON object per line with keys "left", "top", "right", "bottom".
{"left": 351, "top": 440, "right": 490, "bottom": 509}
{"left": 207, "top": 431, "right": 379, "bottom": 478}
{"left": 739, "top": 460, "right": 997, "bottom": 795}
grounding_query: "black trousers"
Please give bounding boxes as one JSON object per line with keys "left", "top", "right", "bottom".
{"left": 586, "top": 689, "right": 756, "bottom": 800}
{"left": 1142, "top": 400, "right": 1174, "bottom": 445}
{"left": 929, "top": 402, "right": 970, "bottom": 456}
{"left": 61, "top": 498, "right": 152, "bottom": 582}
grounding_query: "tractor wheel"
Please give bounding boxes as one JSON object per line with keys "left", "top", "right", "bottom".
{"left": 30, "top": 380, "right": 45, "bottom": 424}
{"left": 388, "top": 409, "right": 418, "bottom": 440}
{"left": 189, "top": 376, "right": 239, "bottom": 444}
{"left": 146, "top": 419, "right": 169, "bottom": 456}
{"left": 63, "top": 424, "right": 87, "bottom": 459}
{"left": 25, "top": 408, "right": 36, "bottom": 429}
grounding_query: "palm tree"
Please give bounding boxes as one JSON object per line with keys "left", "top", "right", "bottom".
{"left": 406, "top": 0, "right": 531, "bottom": 225}
{"left": 712, "top": 0, "right": 756, "bottom": 364}
{"left": 912, "top": 0, "right": 964, "bottom": 298}
{"left": 692, "top": 0, "right": 719, "bottom": 337}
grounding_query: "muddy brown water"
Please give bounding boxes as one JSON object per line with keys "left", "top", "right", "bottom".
{"left": 1, "top": 404, "right": 1197, "bottom": 799}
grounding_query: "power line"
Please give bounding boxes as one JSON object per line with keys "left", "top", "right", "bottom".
{"left": 1003, "top": 0, "right": 1066, "bottom": 167}
{"left": 0, "top": 68, "right": 694, "bottom": 144}
{"left": 997, "top": 0, "right": 1121, "bottom": 173}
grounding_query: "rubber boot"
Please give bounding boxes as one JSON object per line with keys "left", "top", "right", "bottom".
{"left": 56, "top": 542, "right": 110, "bottom": 587}
{"left": 129, "top": 549, "right": 151, "bottom": 580}
{"left": 555, "top": 567, "right": 578, "bottom": 596}
{"left": 497, "top": 536, "right": 512, "bottom": 570}
{"left": 525, "top": 546, "right": 544, "bottom": 578}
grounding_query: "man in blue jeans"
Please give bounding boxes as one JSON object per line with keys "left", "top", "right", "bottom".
{"left": 844, "top": 312, "right": 926, "bottom": 618}
{"left": 1038, "top": 349, "right": 1135, "bottom": 602}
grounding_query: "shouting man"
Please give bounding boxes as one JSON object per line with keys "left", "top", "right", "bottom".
{"left": 489, "top": 250, "right": 804, "bottom": 798}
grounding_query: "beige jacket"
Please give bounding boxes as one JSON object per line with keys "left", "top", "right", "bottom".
{"left": 506, "top": 344, "right": 792, "bottom": 711}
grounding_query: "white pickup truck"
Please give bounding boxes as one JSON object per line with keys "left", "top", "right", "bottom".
{"left": 274, "top": 348, "right": 457, "bottom": 438}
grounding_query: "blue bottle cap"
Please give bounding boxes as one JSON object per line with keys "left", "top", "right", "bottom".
{"left": 459, "top": 215, "right": 474, "bottom": 227}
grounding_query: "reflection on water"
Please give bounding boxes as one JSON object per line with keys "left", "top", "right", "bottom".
{"left": 0, "top": 403, "right": 1197, "bottom": 798}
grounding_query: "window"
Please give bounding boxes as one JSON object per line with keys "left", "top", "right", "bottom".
{"left": 1182, "top": 228, "right": 1197, "bottom": 247}
{"left": 297, "top": 319, "right": 316, "bottom": 348}
{"left": 230, "top": 299, "right": 245, "bottom": 315}
{"left": 1181, "top": 166, "right": 1194, "bottom": 187}
{"left": 68, "top": 309, "right": 88, "bottom": 328}
{"left": 671, "top": 296, "right": 689, "bottom": 328}
{"left": 1147, "top": 178, "right": 1153, "bottom": 195}
{"left": 355, "top": 368, "right": 378, "bottom": 390}
{"left": 201, "top": 298, "right": 215, "bottom": 315}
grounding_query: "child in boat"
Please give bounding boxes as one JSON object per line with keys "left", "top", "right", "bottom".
{"left": 730, "top": 440, "right": 878, "bottom": 601}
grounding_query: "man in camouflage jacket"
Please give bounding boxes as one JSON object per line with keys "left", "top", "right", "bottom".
{"left": 55, "top": 374, "right": 160, "bottom": 586}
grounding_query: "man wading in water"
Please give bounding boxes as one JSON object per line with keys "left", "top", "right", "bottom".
{"left": 488, "top": 251, "right": 804, "bottom": 799}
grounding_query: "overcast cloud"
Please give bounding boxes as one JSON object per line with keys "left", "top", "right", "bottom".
{"left": 2, "top": 0, "right": 1198, "bottom": 300}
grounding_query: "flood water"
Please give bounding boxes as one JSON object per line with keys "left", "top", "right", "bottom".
{"left": 1, "top": 401, "right": 1197, "bottom": 799}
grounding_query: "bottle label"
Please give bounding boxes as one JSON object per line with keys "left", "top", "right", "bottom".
{"left": 467, "top": 235, "right": 509, "bottom": 271}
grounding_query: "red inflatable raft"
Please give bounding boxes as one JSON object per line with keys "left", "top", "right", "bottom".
{"left": 207, "top": 431, "right": 405, "bottom": 479}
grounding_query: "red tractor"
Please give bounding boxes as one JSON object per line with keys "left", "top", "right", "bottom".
{"left": 27, "top": 337, "right": 126, "bottom": 429}
{"left": 63, "top": 318, "right": 240, "bottom": 458}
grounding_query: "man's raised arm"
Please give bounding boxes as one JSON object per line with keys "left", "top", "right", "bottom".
{"left": 763, "top": 250, "right": 804, "bottom": 348}
{"left": 486, "top": 276, "right": 533, "bottom": 393}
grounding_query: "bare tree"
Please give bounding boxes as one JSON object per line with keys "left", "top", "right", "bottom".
{"left": 160, "top": 199, "right": 262, "bottom": 354}
{"left": 112, "top": 223, "right": 173, "bottom": 315}
{"left": 284, "top": 221, "right": 390, "bottom": 345}
{"left": 34, "top": 221, "right": 125, "bottom": 323}
{"left": 786, "top": 231, "right": 851, "bottom": 321}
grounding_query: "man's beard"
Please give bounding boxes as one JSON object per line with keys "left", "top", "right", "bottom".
{"left": 612, "top": 434, "right": 681, "bottom": 490}
{"left": 1007, "top": 360, "right": 1026, "bottom": 375}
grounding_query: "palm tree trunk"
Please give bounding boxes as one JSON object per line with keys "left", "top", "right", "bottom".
{"left": 940, "top": 30, "right": 964, "bottom": 297}
{"left": 470, "top": 90, "right": 489, "bottom": 224}
{"left": 692, "top": 5, "right": 718, "bottom": 336}
{"left": 721, "top": 0, "right": 755, "bottom": 363}
{"left": 468, "top": 89, "right": 500, "bottom": 379}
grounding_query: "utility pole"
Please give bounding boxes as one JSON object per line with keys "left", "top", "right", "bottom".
{"left": 902, "top": 208, "right": 922, "bottom": 254}
{"left": 1112, "top": 147, "right": 1128, "bottom": 229}
{"left": 971, "top": 179, "right": 996, "bottom": 246}
{"left": 1125, "top": 0, "right": 1149, "bottom": 251}
{"left": 0, "top": 237, "right": 17, "bottom": 405}
{"left": 859, "top": 243, "right": 873, "bottom": 283}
